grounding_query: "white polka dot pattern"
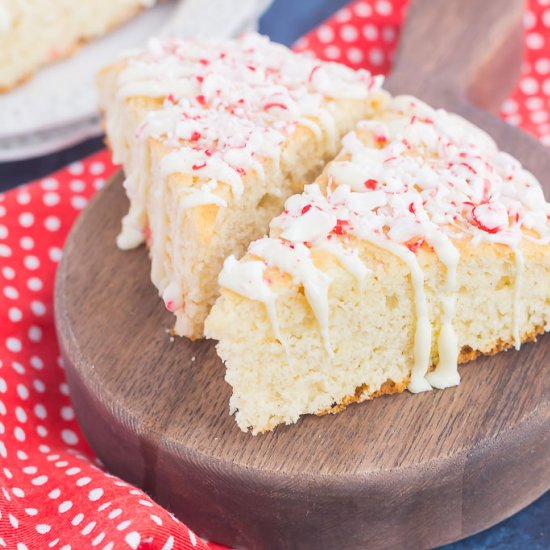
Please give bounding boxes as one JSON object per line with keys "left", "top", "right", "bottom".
{"left": 499, "top": 0, "right": 550, "bottom": 142}
{"left": 294, "top": 0, "right": 404, "bottom": 73}
{"left": 1, "top": 1, "right": 549, "bottom": 548}
{"left": 0, "top": 150, "right": 208, "bottom": 549}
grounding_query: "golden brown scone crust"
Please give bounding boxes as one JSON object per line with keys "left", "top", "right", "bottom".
{"left": 315, "top": 325, "right": 545, "bottom": 417}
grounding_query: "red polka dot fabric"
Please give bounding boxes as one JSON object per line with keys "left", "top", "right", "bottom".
{"left": 1, "top": 1, "right": 549, "bottom": 548}
{"left": 294, "top": 0, "right": 408, "bottom": 75}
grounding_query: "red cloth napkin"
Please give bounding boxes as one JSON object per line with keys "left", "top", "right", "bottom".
{"left": 1, "top": 1, "right": 549, "bottom": 548}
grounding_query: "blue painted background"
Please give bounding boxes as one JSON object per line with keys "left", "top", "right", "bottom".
{"left": 1, "top": 2, "right": 548, "bottom": 548}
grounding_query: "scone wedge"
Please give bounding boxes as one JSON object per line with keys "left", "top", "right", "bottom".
{"left": 205, "top": 95, "right": 550, "bottom": 434}
{"left": 0, "top": 0, "right": 158, "bottom": 92}
{"left": 98, "top": 34, "right": 386, "bottom": 338}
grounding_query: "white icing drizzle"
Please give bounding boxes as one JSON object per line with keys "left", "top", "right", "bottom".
{"left": 117, "top": 207, "right": 146, "bottom": 250}
{"left": 162, "top": 281, "right": 182, "bottom": 312}
{"left": 218, "top": 256, "right": 282, "bottom": 344}
{"left": 178, "top": 188, "right": 227, "bottom": 210}
{"left": 249, "top": 237, "right": 334, "bottom": 356}
{"left": 425, "top": 233, "right": 460, "bottom": 389}
{"left": 218, "top": 94, "right": 550, "bottom": 393}
{"left": 361, "top": 235, "right": 433, "bottom": 393}
{"left": 512, "top": 248, "right": 524, "bottom": 350}
{"left": 161, "top": 149, "right": 244, "bottom": 200}
{"left": 0, "top": 3, "right": 12, "bottom": 33}
{"left": 317, "top": 240, "right": 370, "bottom": 283}
{"left": 149, "top": 163, "right": 170, "bottom": 290}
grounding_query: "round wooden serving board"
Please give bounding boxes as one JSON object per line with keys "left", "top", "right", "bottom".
{"left": 55, "top": 1, "right": 550, "bottom": 548}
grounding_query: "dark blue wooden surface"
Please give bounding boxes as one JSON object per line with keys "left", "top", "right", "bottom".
{"left": 1, "top": 2, "right": 548, "bottom": 547}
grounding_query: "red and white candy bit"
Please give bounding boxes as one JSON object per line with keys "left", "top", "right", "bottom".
{"left": 332, "top": 219, "right": 350, "bottom": 236}
{"left": 264, "top": 102, "right": 288, "bottom": 111}
{"left": 308, "top": 65, "right": 321, "bottom": 83}
{"left": 471, "top": 202, "right": 509, "bottom": 234}
{"left": 364, "top": 179, "right": 378, "bottom": 190}
{"left": 404, "top": 238, "right": 424, "bottom": 253}
{"left": 144, "top": 226, "right": 152, "bottom": 246}
{"left": 162, "top": 283, "right": 182, "bottom": 313}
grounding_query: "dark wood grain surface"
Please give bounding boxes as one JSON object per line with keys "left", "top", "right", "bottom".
{"left": 55, "top": 0, "right": 550, "bottom": 548}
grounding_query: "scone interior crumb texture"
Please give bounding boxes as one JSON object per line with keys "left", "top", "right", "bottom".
{"left": 98, "top": 33, "right": 386, "bottom": 338}
{"left": 0, "top": 0, "right": 157, "bottom": 91}
{"left": 204, "top": 95, "right": 550, "bottom": 434}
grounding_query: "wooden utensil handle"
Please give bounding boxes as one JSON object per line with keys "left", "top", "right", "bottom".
{"left": 459, "top": 103, "right": 550, "bottom": 191}
{"left": 386, "top": 0, "right": 524, "bottom": 111}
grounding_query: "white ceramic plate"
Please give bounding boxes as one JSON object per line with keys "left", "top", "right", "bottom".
{"left": 0, "top": 0, "right": 272, "bottom": 161}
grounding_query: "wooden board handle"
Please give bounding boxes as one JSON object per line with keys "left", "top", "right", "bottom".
{"left": 386, "top": 0, "right": 524, "bottom": 111}
{"left": 385, "top": 0, "right": 550, "bottom": 189}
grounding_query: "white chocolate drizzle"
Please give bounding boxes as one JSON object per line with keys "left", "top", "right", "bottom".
{"left": 512, "top": 248, "right": 524, "bottom": 350}
{"left": 218, "top": 256, "right": 282, "bottom": 345}
{"left": 249, "top": 237, "right": 334, "bottom": 356}
{"left": 0, "top": 4, "right": 12, "bottom": 34}
{"left": 361, "top": 235, "right": 433, "bottom": 393}
{"left": 218, "top": 95, "right": 550, "bottom": 393}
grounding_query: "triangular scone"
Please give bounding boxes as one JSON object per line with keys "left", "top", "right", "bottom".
{"left": 205, "top": 95, "right": 550, "bottom": 434}
{"left": 97, "top": 33, "right": 386, "bottom": 338}
{"left": 0, "top": 0, "right": 158, "bottom": 92}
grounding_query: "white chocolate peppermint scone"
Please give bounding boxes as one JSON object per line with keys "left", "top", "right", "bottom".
{"left": 0, "top": 0, "right": 158, "bottom": 92}
{"left": 98, "top": 33, "right": 386, "bottom": 338}
{"left": 205, "top": 95, "right": 550, "bottom": 434}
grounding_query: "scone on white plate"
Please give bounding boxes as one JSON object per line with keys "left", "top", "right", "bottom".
{"left": 205, "top": 95, "right": 550, "bottom": 434}
{"left": 0, "top": 0, "right": 159, "bottom": 92}
{"left": 98, "top": 33, "right": 387, "bottom": 338}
